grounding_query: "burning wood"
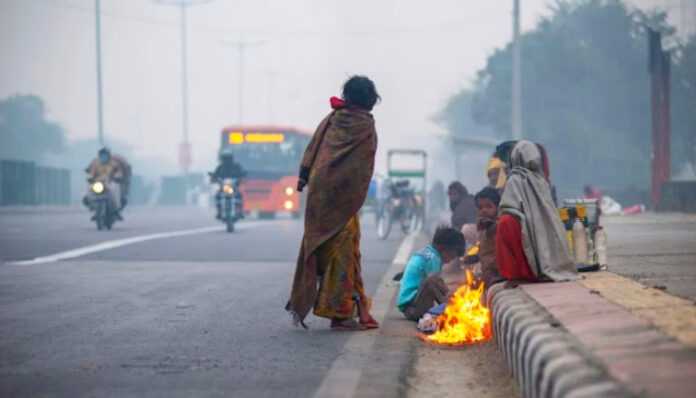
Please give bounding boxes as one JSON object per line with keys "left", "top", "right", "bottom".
{"left": 426, "top": 270, "right": 492, "bottom": 346}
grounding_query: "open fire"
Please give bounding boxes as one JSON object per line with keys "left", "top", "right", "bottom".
{"left": 426, "top": 270, "right": 492, "bottom": 346}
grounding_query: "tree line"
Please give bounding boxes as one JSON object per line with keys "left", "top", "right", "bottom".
{"left": 437, "top": 0, "right": 696, "bottom": 194}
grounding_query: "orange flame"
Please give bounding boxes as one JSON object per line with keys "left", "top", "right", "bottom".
{"left": 426, "top": 269, "right": 491, "bottom": 345}
{"left": 467, "top": 241, "right": 480, "bottom": 256}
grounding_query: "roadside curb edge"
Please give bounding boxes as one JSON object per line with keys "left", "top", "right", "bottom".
{"left": 487, "top": 284, "right": 634, "bottom": 398}
{"left": 313, "top": 230, "right": 427, "bottom": 398}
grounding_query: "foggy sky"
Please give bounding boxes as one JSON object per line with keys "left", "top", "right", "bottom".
{"left": 1, "top": 0, "right": 692, "bottom": 177}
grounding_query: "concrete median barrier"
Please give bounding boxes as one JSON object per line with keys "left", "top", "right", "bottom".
{"left": 488, "top": 272, "right": 696, "bottom": 398}
{"left": 488, "top": 283, "right": 630, "bottom": 398}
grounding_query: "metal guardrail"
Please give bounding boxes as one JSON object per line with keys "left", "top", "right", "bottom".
{"left": 660, "top": 181, "right": 696, "bottom": 213}
{"left": 0, "top": 159, "right": 71, "bottom": 206}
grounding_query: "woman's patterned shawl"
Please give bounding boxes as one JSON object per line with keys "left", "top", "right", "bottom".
{"left": 286, "top": 108, "right": 377, "bottom": 326}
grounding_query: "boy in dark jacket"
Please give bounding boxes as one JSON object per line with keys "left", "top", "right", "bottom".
{"left": 475, "top": 187, "right": 504, "bottom": 287}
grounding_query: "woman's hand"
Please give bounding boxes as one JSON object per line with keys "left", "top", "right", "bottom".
{"left": 297, "top": 179, "right": 307, "bottom": 192}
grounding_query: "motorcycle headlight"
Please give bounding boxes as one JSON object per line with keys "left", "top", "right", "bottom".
{"left": 92, "top": 181, "right": 105, "bottom": 194}
{"left": 284, "top": 200, "right": 294, "bottom": 210}
{"left": 285, "top": 187, "right": 294, "bottom": 196}
{"left": 223, "top": 184, "right": 234, "bottom": 194}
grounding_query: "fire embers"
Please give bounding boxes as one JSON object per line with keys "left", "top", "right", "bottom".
{"left": 427, "top": 270, "right": 492, "bottom": 346}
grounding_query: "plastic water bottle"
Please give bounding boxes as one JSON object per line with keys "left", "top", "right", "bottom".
{"left": 595, "top": 227, "right": 608, "bottom": 269}
{"left": 572, "top": 218, "right": 589, "bottom": 263}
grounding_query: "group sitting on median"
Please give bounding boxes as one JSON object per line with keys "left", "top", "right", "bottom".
{"left": 283, "top": 74, "right": 579, "bottom": 329}
{"left": 398, "top": 140, "right": 580, "bottom": 321}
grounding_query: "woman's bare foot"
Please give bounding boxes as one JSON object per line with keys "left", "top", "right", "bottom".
{"left": 330, "top": 318, "right": 367, "bottom": 331}
{"left": 357, "top": 301, "right": 379, "bottom": 329}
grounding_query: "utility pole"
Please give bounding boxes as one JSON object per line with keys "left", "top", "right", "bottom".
{"left": 648, "top": 29, "right": 671, "bottom": 210}
{"left": 267, "top": 71, "right": 276, "bottom": 124}
{"left": 512, "top": 0, "right": 522, "bottom": 140}
{"left": 94, "top": 0, "right": 104, "bottom": 146}
{"left": 154, "top": 0, "right": 212, "bottom": 204}
{"left": 680, "top": 0, "right": 686, "bottom": 36}
{"left": 181, "top": 4, "right": 189, "bottom": 153}
{"left": 220, "top": 39, "right": 264, "bottom": 124}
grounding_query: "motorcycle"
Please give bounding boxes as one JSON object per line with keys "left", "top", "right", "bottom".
{"left": 211, "top": 175, "right": 243, "bottom": 233}
{"left": 376, "top": 179, "right": 423, "bottom": 240}
{"left": 87, "top": 178, "right": 119, "bottom": 231}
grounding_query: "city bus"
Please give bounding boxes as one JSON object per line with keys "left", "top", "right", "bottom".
{"left": 219, "top": 126, "right": 311, "bottom": 218}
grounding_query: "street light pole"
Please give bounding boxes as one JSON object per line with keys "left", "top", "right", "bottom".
{"left": 267, "top": 71, "right": 276, "bottom": 123}
{"left": 154, "top": 0, "right": 212, "bottom": 205}
{"left": 94, "top": 0, "right": 104, "bottom": 146}
{"left": 180, "top": 3, "right": 189, "bottom": 149}
{"left": 220, "top": 39, "right": 264, "bottom": 124}
{"left": 512, "top": 0, "right": 522, "bottom": 140}
{"left": 238, "top": 41, "right": 244, "bottom": 124}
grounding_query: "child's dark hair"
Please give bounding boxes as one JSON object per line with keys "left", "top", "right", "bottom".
{"left": 448, "top": 181, "right": 468, "bottom": 195}
{"left": 343, "top": 75, "right": 380, "bottom": 111}
{"left": 432, "top": 226, "right": 465, "bottom": 256}
{"left": 475, "top": 187, "right": 501, "bottom": 207}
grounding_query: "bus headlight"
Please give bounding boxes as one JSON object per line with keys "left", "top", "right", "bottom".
{"left": 284, "top": 200, "right": 294, "bottom": 210}
{"left": 92, "top": 181, "right": 105, "bottom": 194}
{"left": 285, "top": 187, "right": 294, "bottom": 196}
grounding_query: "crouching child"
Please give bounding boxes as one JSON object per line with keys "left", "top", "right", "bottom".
{"left": 397, "top": 226, "right": 465, "bottom": 321}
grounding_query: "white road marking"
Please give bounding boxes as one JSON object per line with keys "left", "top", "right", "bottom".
{"left": 313, "top": 232, "right": 420, "bottom": 398}
{"left": 7, "top": 220, "right": 287, "bottom": 266}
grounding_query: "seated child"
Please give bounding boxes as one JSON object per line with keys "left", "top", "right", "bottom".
{"left": 475, "top": 187, "right": 504, "bottom": 287}
{"left": 397, "top": 226, "right": 465, "bottom": 321}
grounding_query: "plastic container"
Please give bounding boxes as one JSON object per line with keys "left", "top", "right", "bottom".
{"left": 586, "top": 227, "right": 595, "bottom": 264}
{"left": 572, "top": 218, "right": 589, "bottom": 263}
{"left": 595, "top": 226, "right": 608, "bottom": 269}
{"left": 564, "top": 198, "right": 599, "bottom": 228}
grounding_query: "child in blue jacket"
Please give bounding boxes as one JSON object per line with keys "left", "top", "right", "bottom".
{"left": 397, "top": 226, "right": 465, "bottom": 321}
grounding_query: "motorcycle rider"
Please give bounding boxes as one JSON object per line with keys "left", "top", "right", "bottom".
{"left": 211, "top": 151, "right": 247, "bottom": 219}
{"left": 84, "top": 147, "right": 128, "bottom": 220}
{"left": 111, "top": 153, "right": 132, "bottom": 208}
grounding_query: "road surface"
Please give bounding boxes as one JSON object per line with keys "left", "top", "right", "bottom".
{"left": 0, "top": 206, "right": 406, "bottom": 397}
{"left": 2, "top": 207, "right": 692, "bottom": 397}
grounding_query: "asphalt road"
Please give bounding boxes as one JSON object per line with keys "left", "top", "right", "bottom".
{"left": 602, "top": 212, "right": 696, "bottom": 301}
{"left": 3, "top": 207, "right": 692, "bottom": 398}
{"left": 0, "top": 206, "right": 404, "bottom": 397}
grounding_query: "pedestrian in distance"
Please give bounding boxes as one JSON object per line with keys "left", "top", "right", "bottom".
{"left": 448, "top": 181, "right": 477, "bottom": 231}
{"left": 397, "top": 226, "right": 465, "bottom": 321}
{"left": 286, "top": 75, "right": 381, "bottom": 331}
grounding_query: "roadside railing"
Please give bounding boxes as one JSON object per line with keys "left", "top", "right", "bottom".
{"left": 0, "top": 159, "right": 71, "bottom": 206}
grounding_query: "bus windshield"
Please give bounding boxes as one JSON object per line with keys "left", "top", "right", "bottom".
{"left": 220, "top": 129, "right": 311, "bottom": 175}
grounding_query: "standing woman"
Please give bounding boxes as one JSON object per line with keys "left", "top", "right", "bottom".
{"left": 286, "top": 76, "right": 380, "bottom": 331}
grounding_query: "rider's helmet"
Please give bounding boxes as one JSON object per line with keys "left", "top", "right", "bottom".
{"left": 98, "top": 147, "right": 111, "bottom": 163}
{"left": 219, "top": 149, "right": 235, "bottom": 164}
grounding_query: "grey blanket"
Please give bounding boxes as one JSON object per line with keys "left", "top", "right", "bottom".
{"left": 499, "top": 141, "right": 579, "bottom": 282}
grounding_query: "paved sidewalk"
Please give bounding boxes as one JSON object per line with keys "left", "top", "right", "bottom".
{"left": 318, "top": 231, "right": 519, "bottom": 398}
{"left": 487, "top": 212, "right": 696, "bottom": 398}
{"left": 490, "top": 270, "right": 696, "bottom": 398}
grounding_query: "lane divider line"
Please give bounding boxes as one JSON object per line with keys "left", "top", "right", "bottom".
{"left": 6, "top": 220, "right": 287, "bottom": 266}
{"left": 313, "top": 232, "right": 421, "bottom": 398}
